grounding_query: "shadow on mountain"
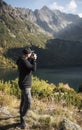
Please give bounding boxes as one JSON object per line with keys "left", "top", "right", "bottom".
{"left": 5, "top": 38, "right": 82, "bottom": 68}
{"left": 3, "top": 39, "right": 82, "bottom": 90}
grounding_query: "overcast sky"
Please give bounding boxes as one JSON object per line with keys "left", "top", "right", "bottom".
{"left": 4, "top": 0, "right": 82, "bottom": 17}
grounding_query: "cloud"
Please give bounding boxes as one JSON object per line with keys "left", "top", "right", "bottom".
{"left": 66, "top": 0, "right": 77, "bottom": 12}
{"left": 49, "top": 2, "right": 64, "bottom": 11}
{"left": 78, "top": 13, "right": 82, "bottom": 18}
{"left": 49, "top": 0, "right": 77, "bottom": 13}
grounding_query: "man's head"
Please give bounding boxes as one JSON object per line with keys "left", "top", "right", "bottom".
{"left": 22, "top": 48, "right": 33, "bottom": 58}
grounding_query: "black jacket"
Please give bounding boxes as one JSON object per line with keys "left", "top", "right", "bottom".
{"left": 16, "top": 56, "right": 36, "bottom": 89}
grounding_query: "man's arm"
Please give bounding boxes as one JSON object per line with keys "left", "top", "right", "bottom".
{"left": 22, "top": 58, "right": 36, "bottom": 71}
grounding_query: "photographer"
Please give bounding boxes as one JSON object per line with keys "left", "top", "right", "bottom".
{"left": 16, "top": 48, "right": 37, "bottom": 129}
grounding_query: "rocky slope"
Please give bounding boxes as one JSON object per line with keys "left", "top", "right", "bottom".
{"left": 0, "top": 0, "right": 82, "bottom": 67}
{"left": 57, "top": 18, "right": 82, "bottom": 42}
{"left": 0, "top": 0, "right": 49, "bottom": 49}
{"left": 13, "top": 5, "right": 82, "bottom": 42}
{"left": 0, "top": 0, "right": 82, "bottom": 41}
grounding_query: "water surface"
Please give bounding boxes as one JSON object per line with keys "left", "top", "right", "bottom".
{"left": 0, "top": 67, "right": 82, "bottom": 90}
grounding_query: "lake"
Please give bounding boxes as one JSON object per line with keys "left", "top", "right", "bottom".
{"left": 0, "top": 67, "right": 82, "bottom": 91}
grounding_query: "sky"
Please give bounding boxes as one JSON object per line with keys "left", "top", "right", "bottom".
{"left": 3, "top": 0, "right": 82, "bottom": 17}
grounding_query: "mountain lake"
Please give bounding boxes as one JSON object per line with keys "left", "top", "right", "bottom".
{"left": 0, "top": 67, "right": 82, "bottom": 91}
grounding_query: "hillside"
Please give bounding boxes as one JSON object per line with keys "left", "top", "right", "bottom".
{"left": 0, "top": 78, "right": 82, "bottom": 130}
{"left": 57, "top": 19, "right": 82, "bottom": 42}
{"left": 0, "top": 0, "right": 49, "bottom": 67}
{"left": 0, "top": 0, "right": 82, "bottom": 68}
{"left": 25, "top": 39, "right": 82, "bottom": 68}
{"left": 0, "top": 0, "right": 82, "bottom": 48}
{"left": 0, "top": 1, "right": 48, "bottom": 48}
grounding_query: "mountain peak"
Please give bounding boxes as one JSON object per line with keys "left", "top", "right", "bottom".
{"left": 40, "top": 6, "right": 50, "bottom": 11}
{"left": 0, "top": 0, "right": 8, "bottom": 7}
{"left": 41, "top": 6, "right": 49, "bottom": 9}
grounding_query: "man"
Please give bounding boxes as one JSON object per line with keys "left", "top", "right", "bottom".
{"left": 16, "top": 48, "right": 37, "bottom": 129}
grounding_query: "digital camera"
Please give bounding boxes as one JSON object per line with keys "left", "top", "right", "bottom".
{"left": 31, "top": 52, "right": 37, "bottom": 59}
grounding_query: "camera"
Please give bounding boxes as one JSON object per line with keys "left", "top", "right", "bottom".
{"left": 31, "top": 52, "right": 37, "bottom": 60}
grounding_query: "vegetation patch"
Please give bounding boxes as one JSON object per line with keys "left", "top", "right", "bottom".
{"left": 0, "top": 77, "right": 82, "bottom": 129}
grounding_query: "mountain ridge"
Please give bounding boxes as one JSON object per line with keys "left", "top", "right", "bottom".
{"left": 0, "top": 0, "right": 82, "bottom": 67}
{"left": 0, "top": 0, "right": 82, "bottom": 41}
{"left": 14, "top": 5, "right": 81, "bottom": 38}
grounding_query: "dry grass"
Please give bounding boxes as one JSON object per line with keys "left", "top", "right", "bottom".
{"left": 0, "top": 91, "right": 82, "bottom": 130}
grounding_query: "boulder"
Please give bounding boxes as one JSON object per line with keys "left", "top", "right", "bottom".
{"left": 59, "top": 118, "right": 82, "bottom": 130}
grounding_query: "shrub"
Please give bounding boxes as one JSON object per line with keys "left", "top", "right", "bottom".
{"left": 0, "top": 77, "right": 82, "bottom": 109}
{"left": 0, "top": 78, "right": 21, "bottom": 98}
{"left": 32, "top": 76, "right": 55, "bottom": 99}
{"left": 53, "top": 83, "right": 82, "bottom": 108}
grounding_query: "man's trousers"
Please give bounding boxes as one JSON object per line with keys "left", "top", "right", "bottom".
{"left": 20, "top": 88, "right": 31, "bottom": 125}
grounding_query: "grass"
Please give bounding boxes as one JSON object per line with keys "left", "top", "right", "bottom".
{"left": 0, "top": 91, "right": 82, "bottom": 130}
{"left": 0, "top": 77, "right": 82, "bottom": 129}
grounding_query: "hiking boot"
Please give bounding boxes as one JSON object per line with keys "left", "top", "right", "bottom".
{"left": 21, "top": 124, "right": 26, "bottom": 129}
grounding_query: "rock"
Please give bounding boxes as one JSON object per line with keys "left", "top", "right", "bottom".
{"left": 59, "top": 118, "right": 82, "bottom": 130}
{"left": 0, "top": 106, "right": 10, "bottom": 115}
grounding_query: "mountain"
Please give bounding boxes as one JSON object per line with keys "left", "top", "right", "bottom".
{"left": 56, "top": 19, "right": 82, "bottom": 42}
{"left": 0, "top": 0, "right": 49, "bottom": 49}
{"left": 34, "top": 6, "right": 80, "bottom": 35}
{"left": 15, "top": 5, "right": 81, "bottom": 41}
{"left": 0, "top": 0, "right": 82, "bottom": 46}
{"left": 31, "top": 39, "right": 82, "bottom": 68}
{"left": 0, "top": 0, "right": 82, "bottom": 67}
